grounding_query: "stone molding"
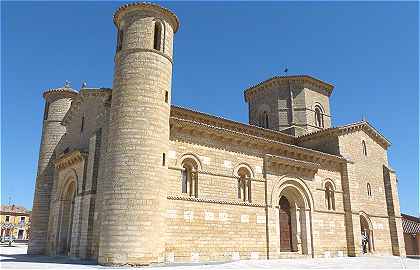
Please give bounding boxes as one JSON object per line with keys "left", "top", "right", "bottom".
{"left": 264, "top": 154, "right": 320, "bottom": 175}
{"left": 167, "top": 195, "right": 265, "bottom": 208}
{"left": 168, "top": 166, "right": 265, "bottom": 182}
{"left": 171, "top": 105, "right": 295, "bottom": 144}
{"left": 244, "top": 75, "right": 335, "bottom": 102}
{"left": 297, "top": 120, "right": 391, "bottom": 148}
{"left": 113, "top": 2, "right": 180, "bottom": 32}
{"left": 54, "top": 150, "right": 87, "bottom": 170}
{"left": 115, "top": 47, "right": 173, "bottom": 64}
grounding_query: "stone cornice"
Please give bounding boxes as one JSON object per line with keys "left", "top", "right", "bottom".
{"left": 244, "top": 75, "right": 335, "bottom": 102}
{"left": 168, "top": 166, "right": 265, "bottom": 182}
{"left": 170, "top": 117, "right": 347, "bottom": 166}
{"left": 297, "top": 120, "right": 391, "bottom": 149}
{"left": 113, "top": 2, "right": 180, "bottom": 33}
{"left": 43, "top": 87, "right": 78, "bottom": 101}
{"left": 167, "top": 195, "right": 265, "bottom": 208}
{"left": 264, "top": 154, "right": 320, "bottom": 175}
{"left": 55, "top": 150, "right": 87, "bottom": 170}
{"left": 171, "top": 105, "right": 295, "bottom": 144}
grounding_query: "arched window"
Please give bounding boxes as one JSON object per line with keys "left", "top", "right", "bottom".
{"left": 264, "top": 111, "right": 269, "bottom": 128}
{"left": 153, "top": 22, "right": 162, "bottom": 51}
{"left": 237, "top": 167, "right": 252, "bottom": 202}
{"left": 314, "top": 105, "right": 324, "bottom": 128}
{"left": 181, "top": 159, "right": 198, "bottom": 198}
{"left": 367, "top": 183, "right": 372, "bottom": 197}
{"left": 362, "top": 140, "right": 367, "bottom": 156}
{"left": 325, "top": 182, "right": 335, "bottom": 210}
{"left": 259, "top": 111, "right": 269, "bottom": 128}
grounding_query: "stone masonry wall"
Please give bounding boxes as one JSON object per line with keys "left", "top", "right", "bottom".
{"left": 338, "top": 130, "right": 395, "bottom": 255}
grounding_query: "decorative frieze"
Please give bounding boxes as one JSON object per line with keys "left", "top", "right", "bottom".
{"left": 54, "top": 150, "right": 87, "bottom": 170}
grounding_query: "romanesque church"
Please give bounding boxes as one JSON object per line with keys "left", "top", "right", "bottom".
{"left": 28, "top": 2, "right": 406, "bottom": 266}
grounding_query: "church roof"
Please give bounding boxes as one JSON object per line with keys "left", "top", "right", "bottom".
{"left": 43, "top": 81, "right": 78, "bottom": 100}
{"left": 171, "top": 105, "right": 295, "bottom": 144}
{"left": 402, "top": 214, "right": 420, "bottom": 234}
{"left": 170, "top": 105, "right": 347, "bottom": 164}
{"left": 297, "top": 120, "right": 391, "bottom": 149}
{"left": 244, "top": 75, "right": 335, "bottom": 102}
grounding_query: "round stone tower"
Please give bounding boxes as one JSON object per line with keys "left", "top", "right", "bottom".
{"left": 28, "top": 82, "right": 77, "bottom": 255}
{"left": 98, "top": 3, "right": 179, "bottom": 265}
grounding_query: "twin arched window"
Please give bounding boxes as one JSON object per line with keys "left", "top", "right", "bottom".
{"left": 362, "top": 140, "right": 368, "bottom": 156}
{"left": 181, "top": 159, "right": 198, "bottom": 198}
{"left": 259, "top": 111, "right": 269, "bottom": 129}
{"left": 237, "top": 167, "right": 252, "bottom": 203}
{"left": 325, "top": 182, "right": 335, "bottom": 210}
{"left": 367, "top": 183, "right": 372, "bottom": 197}
{"left": 153, "top": 22, "right": 162, "bottom": 51}
{"left": 314, "top": 105, "right": 324, "bottom": 128}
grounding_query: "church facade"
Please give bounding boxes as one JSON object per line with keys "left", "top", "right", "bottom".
{"left": 28, "top": 2, "right": 406, "bottom": 266}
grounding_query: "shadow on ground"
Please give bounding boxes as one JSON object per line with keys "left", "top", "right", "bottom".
{"left": 0, "top": 246, "right": 96, "bottom": 266}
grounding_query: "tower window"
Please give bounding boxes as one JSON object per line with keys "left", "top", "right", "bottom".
{"left": 116, "top": 29, "right": 123, "bottom": 52}
{"left": 367, "top": 183, "right": 372, "bottom": 196}
{"left": 162, "top": 153, "right": 166, "bottom": 166}
{"left": 165, "top": 91, "right": 169, "bottom": 103}
{"left": 80, "top": 115, "right": 85, "bottom": 133}
{"left": 153, "top": 22, "right": 162, "bottom": 51}
{"left": 259, "top": 111, "right": 269, "bottom": 128}
{"left": 44, "top": 102, "right": 49, "bottom": 120}
{"left": 5, "top": 216, "right": 9, "bottom": 222}
{"left": 362, "top": 140, "right": 367, "bottom": 156}
{"left": 314, "top": 105, "right": 324, "bottom": 128}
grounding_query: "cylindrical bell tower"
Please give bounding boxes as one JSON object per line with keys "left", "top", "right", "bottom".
{"left": 28, "top": 83, "right": 77, "bottom": 255}
{"left": 98, "top": 3, "right": 179, "bottom": 265}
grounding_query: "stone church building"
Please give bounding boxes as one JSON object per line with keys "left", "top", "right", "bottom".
{"left": 28, "top": 2, "right": 406, "bottom": 266}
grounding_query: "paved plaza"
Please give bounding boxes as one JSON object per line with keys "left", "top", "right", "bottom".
{"left": 1, "top": 244, "right": 419, "bottom": 269}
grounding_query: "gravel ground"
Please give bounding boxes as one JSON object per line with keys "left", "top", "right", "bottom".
{"left": 1, "top": 244, "right": 419, "bottom": 269}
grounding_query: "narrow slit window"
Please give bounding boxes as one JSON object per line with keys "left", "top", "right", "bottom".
{"left": 117, "top": 29, "right": 123, "bottom": 52}
{"left": 153, "top": 22, "right": 162, "bottom": 51}
{"left": 162, "top": 153, "right": 166, "bottom": 166}
{"left": 362, "top": 140, "right": 367, "bottom": 156}
{"left": 165, "top": 91, "right": 169, "bottom": 103}
{"left": 44, "top": 102, "right": 49, "bottom": 120}
{"left": 80, "top": 115, "right": 85, "bottom": 133}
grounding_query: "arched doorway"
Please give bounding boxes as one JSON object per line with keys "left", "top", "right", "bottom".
{"left": 279, "top": 196, "right": 293, "bottom": 251}
{"left": 360, "top": 214, "right": 374, "bottom": 253}
{"left": 57, "top": 181, "right": 76, "bottom": 255}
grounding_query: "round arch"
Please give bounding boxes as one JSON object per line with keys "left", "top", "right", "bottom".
{"left": 359, "top": 211, "right": 374, "bottom": 253}
{"left": 322, "top": 178, "right": 336, "bottom": 190}
{"left": 177, "top": 153, "right": 203, "bottom": 171}
{"left": 270, "top": 175, "right": 314, "bottom": 210}
{"left": 233, "top": 163, "right": 254, "bottom": 178}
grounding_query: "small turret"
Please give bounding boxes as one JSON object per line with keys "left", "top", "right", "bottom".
{"left": 28, "top": 82, "right": 77, "bottom": 255}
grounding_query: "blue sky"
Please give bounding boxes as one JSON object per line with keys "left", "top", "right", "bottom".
{"left": 1, "top": 1, "right": 419, "bottom": 216}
